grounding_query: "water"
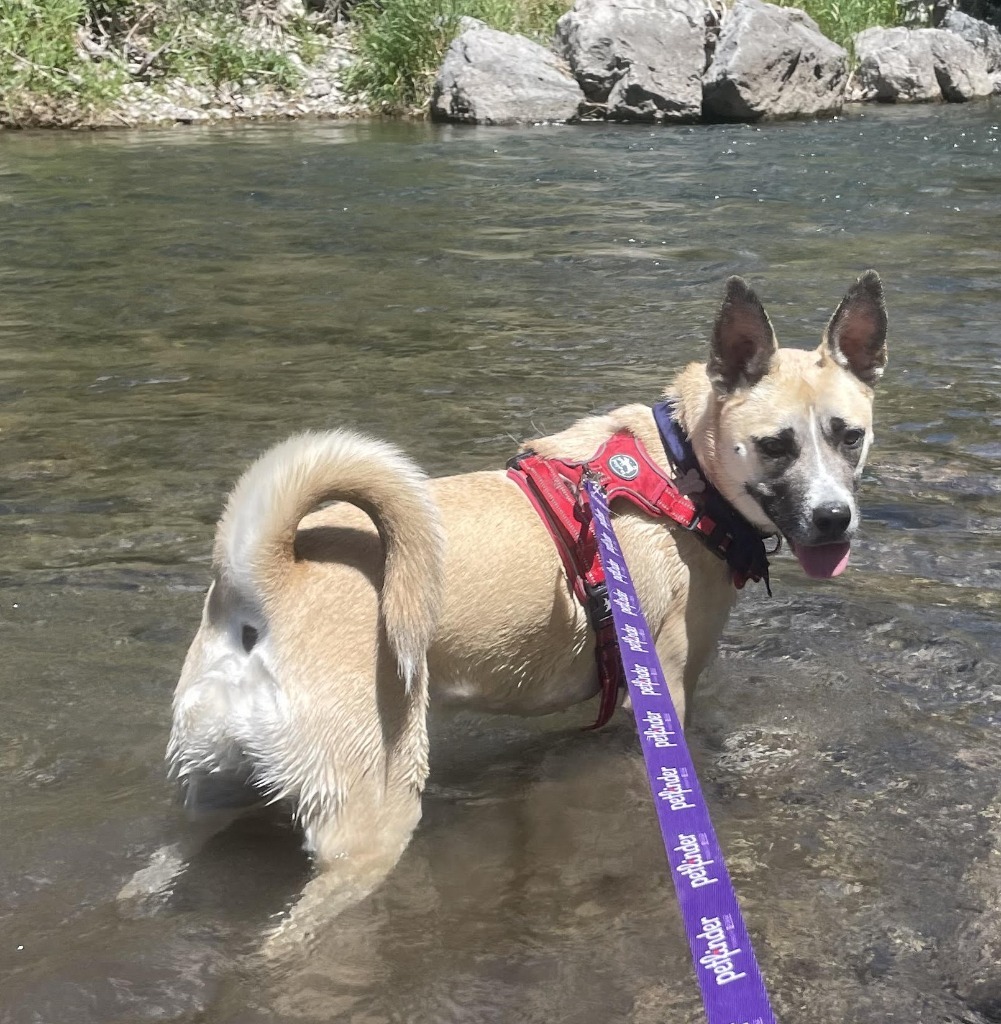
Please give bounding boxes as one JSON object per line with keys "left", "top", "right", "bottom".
{"left": 2, "top": 105, "right": 1000, "bottom": 1023}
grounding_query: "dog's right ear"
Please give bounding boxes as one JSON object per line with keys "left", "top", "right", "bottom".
{"left": 707, "top": 276, "right": 778, "bottom": 393}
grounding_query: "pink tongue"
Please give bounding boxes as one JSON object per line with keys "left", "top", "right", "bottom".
{"left": 791, "top": 541, "right": 851, "bottom": 579}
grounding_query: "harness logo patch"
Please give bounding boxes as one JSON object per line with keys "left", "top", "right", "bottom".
{"left": 608, "top": 454, "right": 639, "bottom": 481}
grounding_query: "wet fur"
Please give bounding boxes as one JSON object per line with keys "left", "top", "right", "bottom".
{"left": 148, "top": 272, "right": 888, "bottom": 944}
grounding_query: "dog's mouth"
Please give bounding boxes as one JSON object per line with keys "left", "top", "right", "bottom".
{"left": 788, "top": 540, "right": 851, "bottom": 579}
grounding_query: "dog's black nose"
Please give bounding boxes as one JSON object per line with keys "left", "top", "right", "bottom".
{"left": 812, "top": 503, "right": 852, "bottom": 539}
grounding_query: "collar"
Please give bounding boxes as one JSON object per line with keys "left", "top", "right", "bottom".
{"left": 652, "top": 400, "right": 772, "bottom": 592}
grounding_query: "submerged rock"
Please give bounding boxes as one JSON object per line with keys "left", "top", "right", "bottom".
{"left": 702, "top": 0, "right": 848, "bottom": 121}
{"left": 554, "top": 0, "right": 711, "bottom": 123}
{"left": 431, "top": 19, "right": 584, "bottom": 125}
{"left": 950, "top": 801, "right": 1001, "bottom": 1019}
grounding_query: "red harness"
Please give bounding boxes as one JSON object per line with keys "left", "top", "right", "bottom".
{"left": 507, "top": 431, "right": 759, "bottom": 729}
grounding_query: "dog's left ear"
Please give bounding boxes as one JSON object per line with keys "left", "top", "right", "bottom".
{"left": 823, "top": 270, "right": 888, "bottom": 386}
{"left": 708, "top": 276, "right": 778, "bottom": 393}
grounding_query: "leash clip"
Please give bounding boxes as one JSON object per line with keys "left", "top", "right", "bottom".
{"left": 583, "top": 580, "right": 612, "bottom": 632}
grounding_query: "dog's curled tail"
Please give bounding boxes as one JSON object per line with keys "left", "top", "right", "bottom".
{"left": 214, "top": 430, "right": 445, "bottom": 687}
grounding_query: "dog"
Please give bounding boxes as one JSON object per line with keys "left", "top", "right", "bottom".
{"left": 157, "top": 271, "right": 887, "bottom": 937}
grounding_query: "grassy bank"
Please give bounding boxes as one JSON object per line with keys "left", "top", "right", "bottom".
{"left": 1, "top": 0, "right": 902, "bottom": 126}
{"left": 0, "top": 0, "right": 334, "bottom": 126}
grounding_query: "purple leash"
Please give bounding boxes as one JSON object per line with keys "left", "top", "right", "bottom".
{"left": 584, "top": 477, "right": 778, "bottom": 1024}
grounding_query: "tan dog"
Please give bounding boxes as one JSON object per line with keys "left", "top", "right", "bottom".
{"left": 161, "top": 271, "right": 887, "bottom": 933}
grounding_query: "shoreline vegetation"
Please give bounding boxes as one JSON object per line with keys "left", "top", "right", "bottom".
{"left": 0, "top": 0, "right": 993, "bottom": 127}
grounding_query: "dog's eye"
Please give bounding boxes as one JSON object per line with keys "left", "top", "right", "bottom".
{"left": 842, "top": 428, "right": 865, "bottom": 448}
{"left": 756, "top": 436, "right": 792, "bottom": 459}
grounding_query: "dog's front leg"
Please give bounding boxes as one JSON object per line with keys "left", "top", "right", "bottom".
{"left": 649, "top": 613, "right": 698, "bottom": 729}
{"left": 258, "top": 846, "right": 405, "bottom": 960}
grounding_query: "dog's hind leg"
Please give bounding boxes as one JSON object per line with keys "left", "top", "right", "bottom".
{"left": 258, "top": 650, "right": 430, "bottom": 956}
{"left": 259, "top": 833, "right": 413, "bottom": 960}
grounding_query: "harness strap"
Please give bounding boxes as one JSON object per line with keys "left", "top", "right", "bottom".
{"left": 507, "top": 450, "right": 618, "bottom": 729}
{"left": 508, "top": 420, "right": 771, "bottom": 729}
{"left": 653, "top": 400, "right": 773, "bottom": 591}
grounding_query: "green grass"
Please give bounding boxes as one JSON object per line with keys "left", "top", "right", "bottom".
{"left": 0, "top": 0, "right": 121, "bottom": 102}
{"left": 345, "top": 0, "right": 568, "bottom": 111}
{"left": 775, "top": 0, "right": 901, "bottom": 49}
{"left": 149, "top": 5, "right": 306, "bottom": 90}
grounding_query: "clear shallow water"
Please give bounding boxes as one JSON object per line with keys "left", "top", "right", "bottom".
{"left": 1, "top": 105, "right": 1000, "bottom": 1023}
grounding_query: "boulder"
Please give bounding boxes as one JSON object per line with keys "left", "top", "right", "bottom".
{"left": 853, "top": 26, "right": 992, "bottom": 101}
{"left": 702, "top": 0, "right": 848, "bottom": 121}
{"left": 940, "top": 7, "right": 1001, "bottom": 90}
{"left": 554, "top": 0, "right": 711, "bottom": 123}
{"left": 854, "top": 26, "right": 941, "bottom": 100}
{"left": 954, "top": 0, "right": 1001, "bottom": 31}
{"left": 430, "top": 19, "right": 584, "bottom": 125}
{"left": 929, "top": 26, "right": 995, "bottom": 98}
{"left": 949, "top": 803, "right": 1001, "bottom": 1019}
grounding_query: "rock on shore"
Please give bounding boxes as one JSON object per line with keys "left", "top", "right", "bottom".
{"left": 553, "top": 0, "right": 711, "bottom": 123}
{"left": 430, "top": 18, "right": 583, "bottom": 125}
{"left": 702, "top": 0, "right": 848, "bottom": 120}
{"left": 431, "top": 0, "right": 1001, "bottom": 125}
{"left": 853, "top": 25, "right": 994, "bottom": 101}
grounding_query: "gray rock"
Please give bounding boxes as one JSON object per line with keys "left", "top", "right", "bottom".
{"left": 928, "top": 27, "right": 994, "bottom": 98}
{"left": 306, "top": 78, "right": 332, "bottom": 99}
{"left": 854, "top": 26, "right": 942, "bottom": 100}
{"left": 941, "top": 7, "right": 1001, "bottom": 90}
{"left": 431, "top": 20, "right": 583, "bottom": 124}
{"left": 554, "top": 0, "right": 711, "bottom": 122}
{"left": 899, "top": 0, "right": 937, "bottom": 26}
{"left": 702, "top": 0, "right": 848, "bottom": 121}
{"left": 941, "top": 6, "right": 1001, "bottom": 66}
{"left": 854, "top": 25, "right": 992, "bottom": 101}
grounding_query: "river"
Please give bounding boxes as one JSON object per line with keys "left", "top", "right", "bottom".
{"left": 1, "top": 106, "right": 1000, "bottom": 1023}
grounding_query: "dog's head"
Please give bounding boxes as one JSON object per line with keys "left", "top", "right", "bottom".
{"left": 690, "top": 271, "right": 887, "bottom": 579}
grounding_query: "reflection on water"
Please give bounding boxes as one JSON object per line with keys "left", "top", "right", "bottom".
{"left": 1, "top": 106, "right": 1000, "bottom": 1023}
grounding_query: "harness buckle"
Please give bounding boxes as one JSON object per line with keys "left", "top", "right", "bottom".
{"left": 506, "top": 449, "right": 535, "bottom": 471}
{"left": 584, "top": 581, "right": 611, "bottom": 631}
{"left": 684, "top": 510, "right": 704, "bottom": 532}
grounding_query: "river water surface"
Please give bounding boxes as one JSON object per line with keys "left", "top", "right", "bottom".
{"left": 2, "top": 106, "right": 1000, "bottom": 1023}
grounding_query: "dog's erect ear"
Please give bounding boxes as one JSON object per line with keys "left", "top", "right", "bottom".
{"left": 824, "top": 270, "right": 887, "bottom": 386}
{"left": 707, "top": 276, "right": 778, "bottom": 393}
